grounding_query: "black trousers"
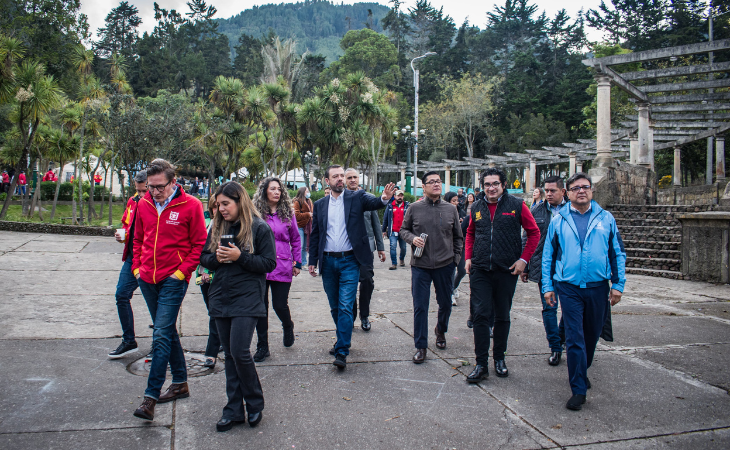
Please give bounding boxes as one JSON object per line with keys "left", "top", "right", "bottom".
{"left": 412, "top": 263, "right": 455, "bottom": 349}
{"left": 200, "top": 283, "right": 221, "bottom": 358}
{"left": 215, "top": 316, "right": 264, "bottom": 420}
{"left": 255, "top": 280, "right": 294, "bottom": 346}
{"left": 353, "top": 265, "right": 374, "bottom": 320}
{"left": 470, "top": 268, "right": 518, "bottom": 365}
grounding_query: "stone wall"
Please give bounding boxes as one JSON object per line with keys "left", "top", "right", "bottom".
{"left": 658, "top": 182, "right": 726, "bottom": 206}
{"left": 0, "top": 221, "right": 115, "bottom": 236}
{"left": 589, "top": 161, "right": 656, "bottom": 208}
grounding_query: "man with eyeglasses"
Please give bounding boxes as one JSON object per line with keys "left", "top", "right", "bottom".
{"left": 541, "top": 172, "right": 626, "bottom": 411}
{"left": 521, "top": 175, "right": 567, "bottom": 367}
{"left": 464, "top": 167, "right": 540, "bottom": 383}
{"left": 399, "top": 171, "right": 463, "bottom": 364}
{"left": 131, "top": 159, "right": 207, "bottom": 421}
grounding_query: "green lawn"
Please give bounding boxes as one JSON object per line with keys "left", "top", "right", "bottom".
{"left": 2, "top": 203, "right": 126, "bottom": 227}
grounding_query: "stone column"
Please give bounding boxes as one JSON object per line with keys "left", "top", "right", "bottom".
{"left": 474, "top": 169, "right": 480, "bottom": 190}
{"left": 444, "top": 166, "right": 451, "bottom": 193}
{"left": 594, "top": 75, "right": 614, "bottom": 167}
{"left": 717, "top": 137, "right": 726, "bottom": 182}
{"left": 629, "top": 137, "right": 638, "bottom": 165}
{"left": 707, "top": 137, "right": 714, "bottom": 184}
{"left": 576, "top": 161, "right": 583, "bottom": 173}
{"left": 528, "top": 159, "right": 536, "bottom": 192}
{"left": 400, "top": 168, "right": 406, "bottom": 190}
{"left": 674, "top": 146, "right": 681, "bottom": 187}
{"left": 637, "top": 102, "right": 650, "bottom": 168}
{"left": 569, "top": 152, "right": 577, "bottom": 176}
{"left": 648, "top": 121, "right": 655, "bottom": 171}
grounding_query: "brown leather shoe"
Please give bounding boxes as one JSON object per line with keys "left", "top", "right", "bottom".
{"left": 158, "top": 382, "right": 190, "bottom": 404}
{"left": 413, "top": 348, "right": 427, "bottom": 364}
{"left": 133, "top": 397, "right": 157, "bottom": 420}
{"left": 435, "top": 326, "right": 446, "bottom": 349}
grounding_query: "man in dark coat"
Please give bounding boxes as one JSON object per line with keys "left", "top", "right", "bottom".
{"left": 308, "top": 165, "right": 395, "bottom": 370}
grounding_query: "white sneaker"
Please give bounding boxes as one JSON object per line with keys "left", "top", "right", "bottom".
{"left": 451, "top": 295, "right": 457, "bottom": 306}
{"left": 453, "top": 289, "right": 460, "bottom": 299}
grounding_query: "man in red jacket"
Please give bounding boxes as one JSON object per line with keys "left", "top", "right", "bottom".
{"left": 16, "top": 170, "right": 26, "bottom": 195}
{"left": 131, "top": 159, "right": 207, "bottom": 421}
{"left": 42, "top": 169, "right": 56, "bottom": 182}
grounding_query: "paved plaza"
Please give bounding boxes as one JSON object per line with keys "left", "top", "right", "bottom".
{"left": 0, "top": 230, "right": 729, "bottom": 449}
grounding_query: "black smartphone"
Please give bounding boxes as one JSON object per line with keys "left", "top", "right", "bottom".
{"left": 220, "top": 235, "right": 234, "bottom": 248}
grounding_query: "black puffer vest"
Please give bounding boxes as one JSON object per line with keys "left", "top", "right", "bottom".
{"left": 471, "top": 194, "right": 524, "bottom": 272}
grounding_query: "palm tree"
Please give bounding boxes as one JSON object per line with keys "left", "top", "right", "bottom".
{"left": 0, "top": 34, "right": 25, "bottom": 103}
{"left": 0, "top": 61, "right": 63, "bottom": 219}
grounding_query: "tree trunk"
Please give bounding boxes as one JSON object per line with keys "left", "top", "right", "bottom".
{"left": 29, "top": 159, "right": 43, "bottom": 220}
{"left": 87, "top": 151, "right": 107, "bottom": 223}
{"left": 75, "top": 114, "right": 87, "bottom": 225}
{"left": 108, "top": 153, "right": 117, "bottom": 226}
{"left": 50, "top": 158, "right": 65, "bottom": 220}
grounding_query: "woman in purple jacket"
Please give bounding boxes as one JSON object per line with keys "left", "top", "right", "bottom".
{"left": 252, "top": 177, "right": 302, "bottom": 362}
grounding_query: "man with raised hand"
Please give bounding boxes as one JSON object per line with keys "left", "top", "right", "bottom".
{"left": 399, "top": 171, "right": 463, "bottom": 364}
{"left": 308, "top": 165, "right": 395, "bottom": 370}
{"left": 131, "top": 159, "right": 207, "bottom": 421}
{"left": 541, "top": 172, "right": 626, "bottom": 411}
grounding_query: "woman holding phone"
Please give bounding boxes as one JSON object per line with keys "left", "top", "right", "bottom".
{"left": 200, "top": 182, "right": 276, "bottom": 432}
{"left": 252, "top": 177, "right": 302, "bottom": 362}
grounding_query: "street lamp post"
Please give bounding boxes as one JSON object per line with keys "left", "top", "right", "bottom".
{"left": 411, "top": 52, "right": 437, "bottom": 196}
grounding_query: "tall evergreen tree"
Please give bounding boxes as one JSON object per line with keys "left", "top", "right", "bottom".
{"left": 94, "top": 1, "right": 141, "bottom": 58}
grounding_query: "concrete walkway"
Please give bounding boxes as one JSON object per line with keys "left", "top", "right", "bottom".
{"left": 0, "top": 230, "right": 729, "bottom": 449}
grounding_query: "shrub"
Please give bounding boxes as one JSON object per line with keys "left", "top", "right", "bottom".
{"left": 39, "top": 181, "right": 108, "bottom": 201}
{"left": 658, "top": 175, "right": 672, "bottom": 189}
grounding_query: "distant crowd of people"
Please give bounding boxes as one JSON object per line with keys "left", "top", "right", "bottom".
{"left": 108, "top": 158, "right": 626, "bottom": 432}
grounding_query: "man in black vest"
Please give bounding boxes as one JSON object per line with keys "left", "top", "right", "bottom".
{"left": 464, "top": 167, "right": 541, "bottom": 383}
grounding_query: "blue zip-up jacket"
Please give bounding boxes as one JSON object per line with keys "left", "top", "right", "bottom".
{"left": 541, "top": 200, "right": 626, "bottom": 294}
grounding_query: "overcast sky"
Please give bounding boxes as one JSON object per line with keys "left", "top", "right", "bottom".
{"left": 82, "top": 0, "right": 605, "bottom": 40}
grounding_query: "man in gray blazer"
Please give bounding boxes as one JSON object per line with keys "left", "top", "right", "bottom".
{"left": 346, "top": 168, "right": 386, "bottom": 331}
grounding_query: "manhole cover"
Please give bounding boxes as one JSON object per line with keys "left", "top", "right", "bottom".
{"left": 127, "top": 352, "right": 224, "bottom": 377}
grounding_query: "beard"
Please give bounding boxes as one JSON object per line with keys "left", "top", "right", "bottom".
{"left": 331, "top": 183, "right": 344, "bottom": 193}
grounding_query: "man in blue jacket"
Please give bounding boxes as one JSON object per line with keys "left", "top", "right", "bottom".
{"left": 542, "top": 172, "right": 626, "bottom": 411}
{"left": 308, "top": 165, "right": 395, "bottom": 370}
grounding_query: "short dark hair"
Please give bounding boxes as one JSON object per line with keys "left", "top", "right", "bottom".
{"left": 443, "top": 191, "right": 457, "bottom": 203}
{"left": 133, "top": 170, "right": 147, "bottom": 183}
{"left": 422, "top": 170, "right": 440, "bottom": 183}
{"left": 146, "top": 159, "right": 176, "bottom": 182}
{"left": 543, "top": 175, "right": 564, "bottom": 189}
{"left": 325, "top": 165, "right": 342, "bottom": 179}
{"left": 566, "top": 172, "right": 592, "bottom": 189}
{"left": 480, "top": 167, "right": 506, "bottom": 187}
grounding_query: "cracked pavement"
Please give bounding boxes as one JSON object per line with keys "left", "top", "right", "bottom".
{"left": 1, "top": 230, "right": 729, "bottom": 449}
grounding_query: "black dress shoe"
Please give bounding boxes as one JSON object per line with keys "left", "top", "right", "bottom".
{"left": 203, "top": 357, "right": 216, "bottom": 369}
{"left": 494, "top": 359, "right": 509, "bottom": 378}
{"left": 466, "top": 365, "right": 488, "bottom": 383}
{"left": 548, "top": 351, "right": 562, "bottom": 366}
{"left": 283, "top": 326, "right": 295, "bottom": 347}
{"left": 216, "top": 417, "right": 245, "bottom": 432}
{"left": 467, "top": 315, "right": 473, "bottom": 328}
{"left": 329, "top": 345, "right": 336, "bottom": 356}
{"left": 361, "top": 318, "right": 371, "bottom": 331}
{"left": 566, "top": 394, "right": 586, "bottom": 411}
{"left": 434, "top": 326, "right": 446, "bottom": 349}
{"left": 248, "top": 411, "right": 262, "bottom": 427}
{"left": 413, "top": 348, "right": 427, "bottom": 364}
{"left": 333, "top": 354, "right": 347, "bottom": 370}
{"left": 253, "top": 345, "right": 269, "bottom": 363}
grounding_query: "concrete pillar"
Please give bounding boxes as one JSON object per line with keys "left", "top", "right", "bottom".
{"left": 707, "top": 137, "right": 714, "bottom": 184}
{"left": 674, "top": 146, "right": 681, "bottom": 187}
{"left": 637, "top": 102, "right": 650, "bottom": 168}
{"left": 629, "top": 137, "right": 638, "bottom": 165}
{"left": 528, "top": 159, "right": 536, "bottom": 192}
{"left": 444, "top": 166, "right": 451, "bottom": 193}
{"left": 648, "top": 121, "right": 655, "bottom": 171}
{"left": 576, "top": 161, "right": 583, "bottom": 173}
{"left": 474, "top": 169, "right": 480, "bottom": 190}
{"left": 594, "top": 75, "right": 614, "bottom": 167}
{"left": 400, "top": 168, "right": 406, "bottom": 189}
{"left": 569, "top": 152, "right": 577, "bottom": 176}
{"left": 717, "top": 137, "right": 726, "bottom": 182}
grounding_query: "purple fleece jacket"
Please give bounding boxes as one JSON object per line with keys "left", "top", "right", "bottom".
{"left": 264, "top": 211, "right": 302, "bottom": 283}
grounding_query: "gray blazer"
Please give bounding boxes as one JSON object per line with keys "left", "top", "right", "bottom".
{"left": 363, "top": 210, "right": 385, "bottom": 253}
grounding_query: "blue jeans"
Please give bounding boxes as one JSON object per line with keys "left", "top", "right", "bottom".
{"left": 298, "top": 227, "right": 308, "bottom": 265}
{"left": 138, "top": 277, "right": 189, "bottom": 400}
{"left": 321, "top": 254, "right": 360, "bottom": 356}
{"left": 389, "top": 234, "right": 407, "bottom": 265}
{"left": 538, "top": 281, "right": 565, "bottom": 353}
{"left": 17, "top": 185, "right": 25, "bottom": 195}
{"left": 115, "top": 260, "right": 139, "bottom": 344}
{"left": 555, "top": 281, "right": 610, "bottom": 396}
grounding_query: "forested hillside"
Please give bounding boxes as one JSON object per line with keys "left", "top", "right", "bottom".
{"left": 215, "top": 0, "right": 390, "bottom": 64}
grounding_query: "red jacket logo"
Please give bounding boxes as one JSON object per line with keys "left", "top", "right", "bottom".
{"left": 169, "top": 211, "right": 179, "bottom": 220}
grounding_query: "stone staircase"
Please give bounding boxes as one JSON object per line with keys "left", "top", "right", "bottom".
{"left": 607, "top": 204, "right": 716, "bottom": 280}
